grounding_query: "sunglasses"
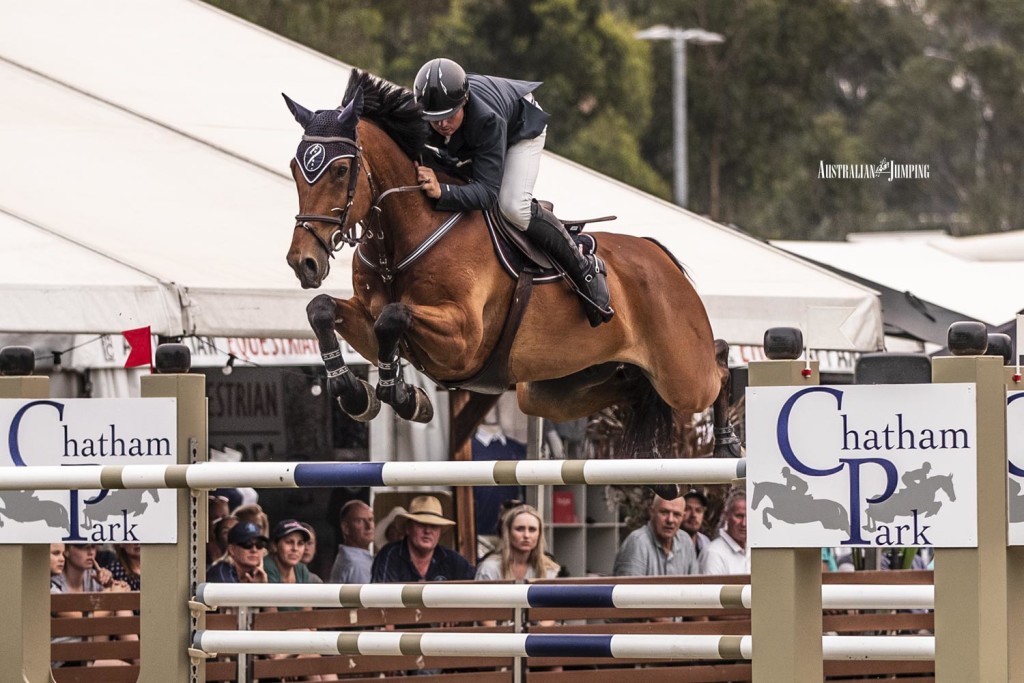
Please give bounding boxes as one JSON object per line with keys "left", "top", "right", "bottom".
{"left": 236, "top": 540, "right": 267, "bottom": 550}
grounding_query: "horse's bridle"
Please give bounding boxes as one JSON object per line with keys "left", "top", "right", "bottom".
{"left": 293, "top": 134, "right": 368, "bottom": 258}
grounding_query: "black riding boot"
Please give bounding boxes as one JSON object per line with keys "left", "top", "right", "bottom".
{"left": 525, "top": 201, "right": 614, "bottom": 326}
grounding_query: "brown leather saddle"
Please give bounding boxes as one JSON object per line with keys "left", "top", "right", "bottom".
{"left": 431, "top": 203, "right": 616, "bottom": 394}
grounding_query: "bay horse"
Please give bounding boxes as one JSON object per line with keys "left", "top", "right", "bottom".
{"left": 284, "top": 70, "right": 738, "bottom": 479}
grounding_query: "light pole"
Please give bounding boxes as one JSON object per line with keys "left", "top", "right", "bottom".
{"left": 636, "top": 25, "right": 724, "bottom": 208}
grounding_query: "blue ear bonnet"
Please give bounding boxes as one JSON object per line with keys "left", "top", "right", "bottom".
{"left": 295, "top": 109, "right": 358, "bottom": 184}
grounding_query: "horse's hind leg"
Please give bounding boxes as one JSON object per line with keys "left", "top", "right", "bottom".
{"left": 712, "top": 339, "right": 741, "bottom": 458}
{"left": 307, "top": 294, "right": 381, "bottom": 422}
{"left": 374, "top": 303, "right": 433, "bottom": 423}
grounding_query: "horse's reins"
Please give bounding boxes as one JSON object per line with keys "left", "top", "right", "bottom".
{"left": 294, "top": 134, "right": 462, "bottom": 285}
{"left": 293, "top": 134, "right": 367, "bottom": 262}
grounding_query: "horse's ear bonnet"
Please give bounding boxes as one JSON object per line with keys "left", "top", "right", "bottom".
{"left": 287, "top": 89, "right": 364, "bottom": 184}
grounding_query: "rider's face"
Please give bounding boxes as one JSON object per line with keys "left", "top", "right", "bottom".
{"left": 429, "top": 107, "right": 465, "bottom": 137}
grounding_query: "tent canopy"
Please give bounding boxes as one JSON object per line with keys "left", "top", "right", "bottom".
{"left": 0, "top": 0, "right": 882, "bottom": 351}
{"left": 775, "top": 232, "right": 1024, "bottom": 332}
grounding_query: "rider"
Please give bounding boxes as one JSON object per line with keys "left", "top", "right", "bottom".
{"left": 781, "top": 466, "right": 809, "bottom": 496}
{"left": 902, "top": 461, "right": 932, "bottom": 488}
{"left": 412, "top": 57, "right": 613, "bottom": 327}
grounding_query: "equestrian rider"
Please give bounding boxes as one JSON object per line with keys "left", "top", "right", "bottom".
{"left": 412, "top": 58, "right": 613, "bottom": 327}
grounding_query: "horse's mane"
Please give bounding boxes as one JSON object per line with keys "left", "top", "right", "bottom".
{"left": 342, "top": 69, "right": 428, "bottom": 160}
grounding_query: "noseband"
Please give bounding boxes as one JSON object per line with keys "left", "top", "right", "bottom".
{"left": 294, "top": 134, "right": 367, "bottom": 258}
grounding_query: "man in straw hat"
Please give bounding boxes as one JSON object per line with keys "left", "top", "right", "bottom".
{"left": 371, "top": 495, "right": 475, "bottom": 582}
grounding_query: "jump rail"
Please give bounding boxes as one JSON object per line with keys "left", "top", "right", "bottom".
{"left": 0, "top": 458, "right": 746, "bottom": 490}
{"left": 193, "top": 582, "right": 934, "bottom": 611}
{"left": 191, "top": 631, "right": 935, "bottom": 662}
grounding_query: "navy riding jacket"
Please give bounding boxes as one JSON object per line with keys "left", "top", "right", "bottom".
{"left": 425, "top": 74, "right": 550, "bottom": 213}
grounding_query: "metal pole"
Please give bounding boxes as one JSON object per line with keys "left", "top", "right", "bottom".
{"left": 672, "top": 34, "right": 688, "bottom": 207}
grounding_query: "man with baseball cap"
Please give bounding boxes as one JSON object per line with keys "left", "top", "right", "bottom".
{"left": 207, "top": 521, "right": 270, "bottom": 583}
{"left": 681, "top": 489, "right": 711, "bottom": 558}
{"left": 371, "top": 495, "right": 475, "bottom": 582}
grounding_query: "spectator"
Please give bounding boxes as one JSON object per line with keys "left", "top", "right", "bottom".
{"left": 330, "top": 500, "right": 375, "bottom": 583}
{"left": 374, "top": 505, "right": 408, "bottom": 550}
{"left": 98, "top": 543, "right": 142, "bottom": 591}
{"left": 700, "top": 489, "right": 749, "bottom": 575}
{"left": 300, "top": 522, "right": 325, "bottom": 583}
{"left": 233, "top": 503, "right": 270, "bottom": 538}
{"left": 613, "top": 494, "right": 699, "bottom": 576}
{"left": 476, "top": 504, "right": 559, "bottom": 580}
{"left": 50, "top": 542, "right": 65, "bottom": 577}
{"left": 207, "top": 493, "right": 231, "bottom": 561}
{"left": 51, "top": 543, "right": 131, "bottom": 668}
{"left": 264, "top": 519, "right": 316, "bottom": 585}
{"left": 207, "top": 521, "right": 270, "bottom": 583}
{"left": 209, "top": 515, "right": 239, "bottom": 567}
{"left": 371, "top": 496, "right": 475, "bottom": 582}
{"left": 681, "top": 489, "right": 711, "bottom": 558}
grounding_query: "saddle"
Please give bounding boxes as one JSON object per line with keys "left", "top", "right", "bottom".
{"left": 430, "top": 203, "right": 616, "bottom": 395}
{"left": 483, "top": 202, "right": 617, "bottom": 282}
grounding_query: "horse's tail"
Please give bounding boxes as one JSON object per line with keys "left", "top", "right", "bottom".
{"left": 619, "top": 378, "right": 674, "bottom": 459}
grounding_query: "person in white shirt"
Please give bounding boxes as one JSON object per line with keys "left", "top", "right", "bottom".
{"left": 700, "top": 488, "right": 749, "bottom": 575}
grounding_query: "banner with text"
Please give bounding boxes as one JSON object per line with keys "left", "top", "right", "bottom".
{"left": 0, "top": 398, "right": 177, "bottom": 543}
{"left": 747, "top": 384, "right": 977, "bottom": 548}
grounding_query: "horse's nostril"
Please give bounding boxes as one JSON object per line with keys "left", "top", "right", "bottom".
{"left": 303, "top": 258, "right": 318, "bottom": 279}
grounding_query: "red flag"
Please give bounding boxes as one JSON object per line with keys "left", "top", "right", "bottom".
{"left": 122, "top": 326, "right": 153, "bottom": 369}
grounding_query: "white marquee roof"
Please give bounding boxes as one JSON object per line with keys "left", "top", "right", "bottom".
{"left": 0, "top": 0, "right": 882, "bottom": 350}
{"left": 775, "top": 232, "right": 1024, "bottom": 327}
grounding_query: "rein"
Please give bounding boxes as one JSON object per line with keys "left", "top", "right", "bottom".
{"left": 295, "top": 132, "right": 463, "bottom": 285}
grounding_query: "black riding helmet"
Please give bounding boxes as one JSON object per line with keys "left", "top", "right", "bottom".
{"left": 413, "top": 58, "right": 469, "bottom": 121}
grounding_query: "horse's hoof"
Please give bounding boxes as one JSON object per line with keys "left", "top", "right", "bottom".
{"left": 407, "top": 385, "right": 434, "bottom": 423}
{"left": 343, "top": 379, "right": 381, "bottom": 422}
{"left": 713, "top": 427, "right": 742, "bottom": 458}
{"left": 648, "top": 484, "right": 681, "bottom": 501}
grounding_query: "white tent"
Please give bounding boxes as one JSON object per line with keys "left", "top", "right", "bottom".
{"left": 0, "top": 0, "right": 883, "bottom": 351}
{"left": 775, "top": 232, "right": 1024, "bottom": 328}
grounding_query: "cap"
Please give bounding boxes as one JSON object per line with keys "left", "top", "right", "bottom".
{"left": 228, "top": 521, "right": 269, "bottom": 546}
{"left": 272, "top": 519, "right": 311, "bottom": 542}
{"left": 683, "top": 489, "right": 709, "bottom": 507}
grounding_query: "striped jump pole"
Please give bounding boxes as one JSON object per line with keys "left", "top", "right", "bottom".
{"left": 0, "top": 458, "right": 746, "bottom": 490}
{"left": 190, "top": 631, "right": 934, "bottom": 662}
{"left": 193, "top": 582, "right": 934, "bottom": 611}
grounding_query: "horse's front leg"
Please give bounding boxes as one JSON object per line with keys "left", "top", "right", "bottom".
{"left": 373, "top": 302, "right": 433, "bottom": 423}
{"left": 307, "top": 294, "right": 381, "bottom": 422}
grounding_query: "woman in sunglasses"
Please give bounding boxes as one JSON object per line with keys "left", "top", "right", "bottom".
{"left": 207, "top": 521, "right": 269, "bottom": 583}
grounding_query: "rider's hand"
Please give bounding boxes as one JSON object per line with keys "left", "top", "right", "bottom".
{"left": 415, "top": 163, "right": 442, "bottom": 199}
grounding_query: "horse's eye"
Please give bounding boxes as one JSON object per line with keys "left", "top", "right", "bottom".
{"left": 337, "top": 165, "right": 349, "bottom": 178}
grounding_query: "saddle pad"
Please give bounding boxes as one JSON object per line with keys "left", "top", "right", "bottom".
{"left": 483, "top": 210, "right": 597, "bottom": 283}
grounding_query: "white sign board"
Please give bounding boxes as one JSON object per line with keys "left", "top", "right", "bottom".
{"left": 1008, "top": 391, "right": 1024, "bottom": 544}
{"left": 747, "top": 384, "right": 977, "bottom": 548}
{"left": 0, "top": 398, "right": 177, "bottom": 543}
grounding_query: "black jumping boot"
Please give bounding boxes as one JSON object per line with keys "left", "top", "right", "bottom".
{"left": 525, "top": 200, "right": 614, "bottom": 326}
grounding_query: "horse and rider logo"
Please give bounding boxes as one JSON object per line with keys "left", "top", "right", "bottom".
{"left": 751, "top": 462, "right": 956, "bottom": 541}
{"left": 303, "top": 143, "right": 326, "bottom": 172}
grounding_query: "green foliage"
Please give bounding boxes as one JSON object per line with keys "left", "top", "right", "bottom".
{"left": 207, "top": 0, "right": 1024, "bottom": 239}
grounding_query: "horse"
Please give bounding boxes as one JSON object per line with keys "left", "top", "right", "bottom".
{"left": 82, "top": 488, "right": 161, "bottom": 528}
{"left": 750, "top": 481, "right": 850, "bottom": 534}
{"left": 0, "top": 491, "right": 70, "bottom": 530}
{"left": 863, "top": 474, "right": 955, "bottom": 532}
{"left": 283, "top": 70, "right": 738, "bottom": 479}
